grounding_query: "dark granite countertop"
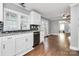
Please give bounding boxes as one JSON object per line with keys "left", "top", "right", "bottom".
{"left": 0, "top": 30, "right": 40, "bottom": 37}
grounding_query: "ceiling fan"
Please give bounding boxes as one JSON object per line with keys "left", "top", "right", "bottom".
{"left": 62, "top": 14, "right": 70, "bottom": 20}
{"left": 62, "top": 14, "right": 70, "bottom": 23}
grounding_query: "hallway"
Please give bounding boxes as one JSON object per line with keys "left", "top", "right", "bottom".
{"left": 24, "top": 34, "right": 79, "bottom": 56}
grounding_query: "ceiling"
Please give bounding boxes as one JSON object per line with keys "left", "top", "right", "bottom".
{"left": 25, "top": 3, "right": 71, "bottom": 20}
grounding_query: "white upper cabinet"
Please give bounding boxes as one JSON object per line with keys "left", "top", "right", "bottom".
{"left": 30, "top": 11, "right": 41, "bottom": 25}
{"left": 0, "top": 3, "right": 3, "bottom": 21}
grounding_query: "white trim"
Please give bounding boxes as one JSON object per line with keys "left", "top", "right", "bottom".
{"left": 50, "top": 33, "right": 58, "bottom": 35}
{"left": 70, "top": 46, "right": 79, "bottom": 51}
{"left": 70, "top": 3, "right": 79, "bottom": 7}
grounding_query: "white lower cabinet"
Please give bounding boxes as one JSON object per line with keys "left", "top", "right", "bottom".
{"left": 15, "top": 33, "right": 33, "bottom": 56}
{"left": 1, "top": 36, "right": 15, "bottom": 56}
{"left": 15, "top": 34, "right": 29, "bottom": 55}
{"left": 0, "top": 32, "right": 33, "bottom": 56}
{"left": 26, "top": 33, "right": 33, "bottom": 48}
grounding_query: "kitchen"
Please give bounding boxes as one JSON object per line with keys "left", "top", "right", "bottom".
{"left": 0, "top": 3, "right": 49, "bottom": 56}
{"left": 0, "top": 3, "right": 79, "bottom": 56}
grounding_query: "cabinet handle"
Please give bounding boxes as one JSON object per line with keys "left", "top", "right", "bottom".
{"left": 3, "top": 44, "right": 5, "bottom": 49}
{"left": 7, "top": 37, "right": 12, "bottom": 39}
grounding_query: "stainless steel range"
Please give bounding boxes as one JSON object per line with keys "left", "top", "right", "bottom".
{"left": 33, "top": 31, "right": 40, "bottom": 47}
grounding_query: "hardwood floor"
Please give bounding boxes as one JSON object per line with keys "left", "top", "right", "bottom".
{"left": 24, "top": 33, "right": 79, "bottom": 56}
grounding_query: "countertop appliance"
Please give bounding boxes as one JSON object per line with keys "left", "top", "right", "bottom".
{"left": 33, "top": 31, "right": 40, "bottom": 47}
{"left": 30, "top": 25, "right": 40, "bottom": 30}
{"left": 0, "top": 21, "right": 3, "bottom": 32}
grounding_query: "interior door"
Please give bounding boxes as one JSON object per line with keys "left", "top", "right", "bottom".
{"left": 2, "top": 36, "right": 15, "bottom": 56}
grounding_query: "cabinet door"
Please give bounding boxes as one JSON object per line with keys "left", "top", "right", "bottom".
{"left": 26, "top": 33, "right": 33, "bottom": 48}
{"left": 2, "top": 36, "right": 15, "bottom": 56}
{"left": 30, "top": 11, "right": 41, "bottom": 25}
{"left": 15, "top": 33, "right": 33, "bottom": 55}
{"left": 35, "top": 13, "right": 41, "bottom": 25}
{"left": 15, "top": 34, "right": 28, "bottom": 55}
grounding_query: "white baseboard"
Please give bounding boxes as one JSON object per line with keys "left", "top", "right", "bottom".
{"left": 50, "top": 33, "right": 58, "bottom": 35}
{"left": 70, "top": 46, "right": 79, "bottom": 51}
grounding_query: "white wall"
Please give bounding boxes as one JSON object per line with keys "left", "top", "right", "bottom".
{"left": 70, "top": 4, "right": 79, "bottom": 50}
{"left": 50, "top": 21, "right": 59, "bottom": 35}
{"left": 49, "top": 20, "right": 70, "bottom": 35}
